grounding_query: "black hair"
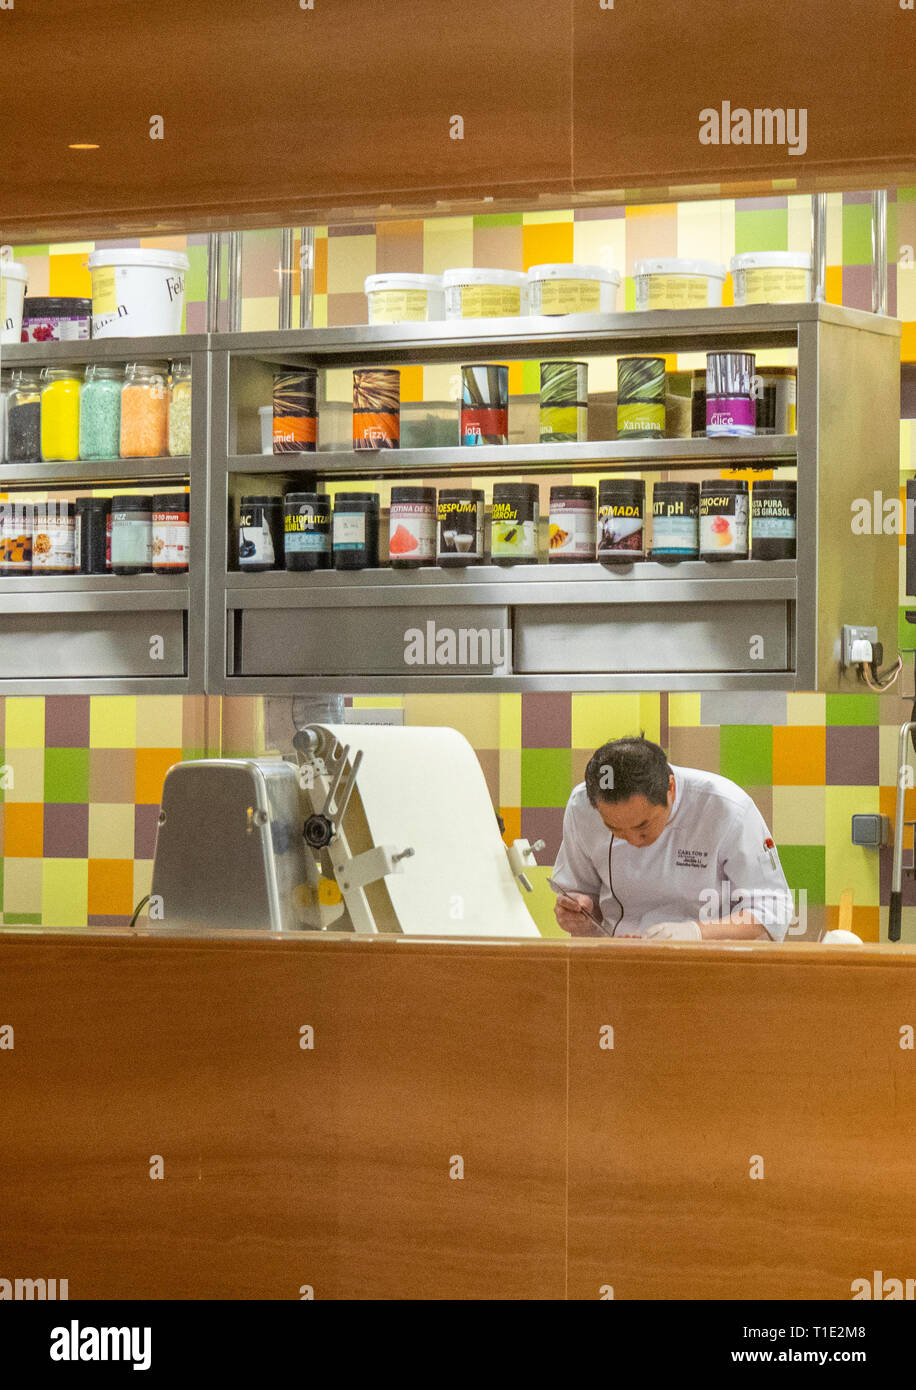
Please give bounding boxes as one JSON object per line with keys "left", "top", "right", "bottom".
{"left": 585, "top": 735, "right": 671, "bottom": 808}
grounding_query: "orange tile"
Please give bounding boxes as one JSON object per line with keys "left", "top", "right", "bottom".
{"left": 772, "top": 726, "right": 826, "bottom": 785}
{"left": 3, "top": 802, "right": 43, "bottom": 857}
{"left": 399, "top": 364, "right": 423, "bottom": 404}
{"left": 49, "top": 252, "right": 92, "bottom": 298}
{"left": 134, "top": 747, "right": 181, "bottom": 806}
{"left": 499, "top": 807, "right": 521, "bottom": 845}
{"left": 879, "top": 784, "right": 916, "bottom": 825}
{"left": 88, "top": 858, "right": 136, "bottom": 916}
{"left": 626, "top": 203, "right": 677, "bottom": 219}
{"left": 314, "top": 237, "right": 328, "bottom": 296}
{"left": 522, "top": 223, "right": 573, "bottom": 271}
{"left": 901, "top": 321, "right": 916, "bottom": 365}
{"left": 721, "top": 273, "right": 734, "bottom": 307}
{"left": 825, "top": 903, "right": 880, "bottom": 942}
{"left": 825, "top": 266, "right": 843, "bottom": 306}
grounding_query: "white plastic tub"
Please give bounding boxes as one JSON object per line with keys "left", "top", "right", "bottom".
{"left": 0, "top": 261, "right": 28, "bottom": 344}
{"left": 730, "top": 251, "right": 812, "bottom": 305}
{"left": 364, "top": 272, "right": 444, "bottom": 324}
{"left": 634, "top": 257, "right": 727, "bottom": 311}
{"left": 87, "top": 247, "right": 190, "bottom": 337}
{"left": 442, "top": 268, "right": 528, "bottom": 319}
{"left": 528, "top": 262, "right": 620, "bottom": 315}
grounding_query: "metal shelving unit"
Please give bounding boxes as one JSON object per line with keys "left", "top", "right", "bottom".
{"left": 0, "top": 335, "right": 208, "bottom": 693}
{"left": 208, "top": 303, "right": 901, "bottom": 694}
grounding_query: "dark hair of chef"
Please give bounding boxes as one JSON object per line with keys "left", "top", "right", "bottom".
{"left": 585, "top": 735, "right": 671, "bottom": 808}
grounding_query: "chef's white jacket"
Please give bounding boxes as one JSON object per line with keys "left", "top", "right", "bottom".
{"left": 552, "top": 763, "right": 794, "bottom": 939}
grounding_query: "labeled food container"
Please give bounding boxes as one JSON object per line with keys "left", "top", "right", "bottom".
{"left": 364, "top": 273, "right": 444, "bottom": 324}
{"left": 0, "top": 502, "right": 33, "bottom": 574}
{"left": 168, "top": 361, "right": 192, "bottom": 457}
{"left": 690, "top": 369, "right": 707, "bottom": 439}
{"left": 706, "top": 352, "right": 756, "bottom": 437}
{"left": 491, "top": 482, "right": 539, "bottom": 565}
{"left": 527, "top": 263, "right": 620, "bottom": 316}
{"left": 0, "top": 371, "right": 9, "bottom": 464}
{"left": 0, "top": 261, "right": 28, "bottom": 344}
{"left": 461, "top": 363, "right": 509, "bottom": 446}
{"left": 700, "top": 479, "right": 749, "bottom": 561}
{"left": 540, "top": 361, "right": 587, "bottom": 443}
{"left": 442, "top": 268, "right": 528, "bottom": 320}
{"left": 549, "top": 485, "right": 596, "bottom": 563}
{"left": 353, "top": 368, "right": 400, "bottom": 449}
{"left": 21, "top": 296, "right": 92, "bottom": 342}
{"left": 755, "top": 367, "right": 797, "bottom": 435}
{"left": 111, "top": 495, "right": 153, "bottom": 575}
{"left": 6, "top": 370, "right": 41, "bottom": 462}
{"left": 731, "top": 252, "right": 812, "bottom": 306}
{"left": 652, "top": 482, "right": 699, "bottom": 561}
{"left": 437, "top": 488, "right": 485, "bottom": 566}
{"left": 87, "top": 247, "right": 189, "bottom": 337}
{"left": 120, "top": 362, "right": 169, "bottom": 457}
{"left": 75, "top": 497, "right": 111, "bottom": 574}
{"left": 40, "top": 367, "right": 82, "bottom": 462}
{"left": 152, "top": 492, "right": 190, "bottom": 573}
{"left": 598, "top": 479, "right": 645, "bottom": 562}
{"left": 239, "top": 496, "right": 284, "bottom": 572}
{"left": 634, "top": 257, "right": 727, "bottom": 311}
{"left": 751, "top": 479, "right": 796, "bottom": 560}
{"left": 333, "top": 492, "right": 380, "bottom": 570}
{"left": 32, "top": 501, "right": 77, "bottom": 574}
{"left": 617, "top": 356, "right": 666, "bottom": 438}
{"left": 273, "top": 368, "right": 317, "bottom": 454}
{"left": 284, "top": 492, "right": 332, "bottom": 572}
{"left": 389, "top": 486, "right": 436, "bottom": 567}
{"left": 79, "top": 364, "right": 122, "bottom": 461}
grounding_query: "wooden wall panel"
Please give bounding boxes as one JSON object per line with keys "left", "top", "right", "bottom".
{"left": 1, "top": 934, "right": 915, "bottom": 1300}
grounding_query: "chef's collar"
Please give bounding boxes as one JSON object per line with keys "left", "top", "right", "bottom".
{"left": 666, "top": 766, "right": 681, "bottom": 825}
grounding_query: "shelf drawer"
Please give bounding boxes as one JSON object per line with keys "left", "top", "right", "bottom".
{"left": 234, "top": 604, "right": 511, "bottom": 677}
{"left": 514, "top": 602, "right": 790, "bottom": 674}
{"left": 0, "top": 610, "right": 186, "bottom": 679}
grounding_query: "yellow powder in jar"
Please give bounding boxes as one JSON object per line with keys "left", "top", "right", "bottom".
{"left": 40, "top": 378, "right": 81, "bottom": 461}
{"left": 168, "top": 380, "right": 192, "bottom": 456}
{"left": 121, "top": 382, "right": 168, "bottom": 457}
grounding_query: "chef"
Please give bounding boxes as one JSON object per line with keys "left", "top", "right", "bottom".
{"left": 552, "top": 735, "right": 793, "bottom": 940}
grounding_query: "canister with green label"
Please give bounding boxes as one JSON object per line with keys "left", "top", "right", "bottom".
{"left": 539, "top": 360, "right": 588, "bottom": 443}
{"left": 616, "top": 356, "right": 666, "bottom": 439}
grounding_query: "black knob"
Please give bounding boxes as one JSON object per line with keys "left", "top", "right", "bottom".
{"left": 303, "top": 813, "right": 335, "bottom": 849}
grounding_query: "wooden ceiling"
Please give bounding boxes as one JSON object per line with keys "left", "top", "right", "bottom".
{"left": 0, "top": 0, "right": 913, "bottom": 240}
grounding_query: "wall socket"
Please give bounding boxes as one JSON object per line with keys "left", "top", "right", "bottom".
{"left": 842, "top": 624, "right": 879, "bottom": 667}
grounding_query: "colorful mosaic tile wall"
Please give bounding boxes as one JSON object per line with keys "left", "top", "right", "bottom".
{"left": 3, "top": 192, "right": 916, "bottom": 937}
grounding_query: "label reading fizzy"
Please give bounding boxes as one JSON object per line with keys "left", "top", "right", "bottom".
{"left": 333, "top": 513, "right": 366, "bottom": 550}
{"left": 537, "top": 279, "right": 601, "bottom": 315}
{"left": 369, "top": 289, "right": 429, "bottom": 323}
{"left": 641, "top": 274, "right": 711, "bottom": 310}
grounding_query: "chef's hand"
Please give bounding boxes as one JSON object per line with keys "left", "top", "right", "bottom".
{"left": 554, "top": 891, "right": 602, "bottom": 936}
{"left": 642, "top": 919, "right": 703, "bottom": 941}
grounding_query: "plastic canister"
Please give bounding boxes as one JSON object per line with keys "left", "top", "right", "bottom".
{"left": 755, "top": 367, "right": 797, "bottom": 435}
{"left": 706, "top": 352, "right": 757, "bottom": 437}
{"left": 730, "top": 252, "right": 812, "bottom": 306}
{"left": 87, "top": 248, "right": 189, "bottom": 337}
{"left": 442, "top": 268, "right": 528, "bottom": 320}
{"left": 333, "top": 492, "right": 380, "bottom": 570}
{"left": 111, "top": 494, "right": 153, "bottom": 574}
{"left": 549, "top": 485, "right": 596, "bottom": 563}
{"left": 437, "top": 489, "right": 485, "bottom": 566}
{"left": 540, "top": 360, "right": 587, "bottom": 443}
{"left": 32, "top": 501, "right": 77, "bottom": 574}
{"left": 239, "top": 496, "right": 284, "bottom": 572}
{"left": 0, "top": 501, "right": 33, "bottom": 574}
{"left": 75, "top": 497, "right": 111, "bottom": 574}
{"left": 617, "top": 356, "right": 666, "bottom": 438}
{"left": 491, "top": 482, "right": 539, "bottom": 565}
{"left": 21, "top": 296, "right": 92, "bottom": 342}
{"left": 364, "top": 273, "right": 444, "bottom": 324}
{"left": 751, "top": 479, "right": 796, "bottom": 560}
{"left": 634, "top": 257, "right": 727, "bottom": 311}
{"left": 527, "top": 263, "right": 620, "bottom": 316}
{"left": 152, "top": 492, "right": 190, "bottom": 573}
{"left": 273, "top": 368, "right": 317, "bottom": 454}
{"left": 651, "top": 482, "right": 699, "bottom": 561}
{"left": 284, "top": 492, "right": 332, "bottom": 572}
{"left": 699, "top": 479, "right": 749, "bottom": 560}
{"left": 0, "top": 261, "right": 28, "bottom": 344}
{"left": 389, "top": 486, "right": 436, "bottom": 567}
{"left": 598, "top": 478, "right": 646, "bottom": 562}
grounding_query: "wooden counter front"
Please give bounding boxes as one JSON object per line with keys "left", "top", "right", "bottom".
{"left": 1, "top": 932, "right": 914, "bottom": 1301}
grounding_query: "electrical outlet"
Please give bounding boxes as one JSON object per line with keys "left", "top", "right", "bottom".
{"left": 842, "top": 624, "right": 878, "bottom": 667}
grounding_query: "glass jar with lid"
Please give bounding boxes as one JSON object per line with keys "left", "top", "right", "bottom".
{"left": 167, "top": 360, "right": 192, "bottom": 457}
{"left": 79, "top": 364, "right": 123, "bottom": 461}
{"left": 5, "top": 370, "right": 42, "bottom": 462}
{"left": 0, "top": 369, "right": 10, "bottom": 464}
{"left": 40, "top": 366, "right": 82, "bottom": 461}
{"left": 120, "top": 361, "right": 169, "bottom": 458}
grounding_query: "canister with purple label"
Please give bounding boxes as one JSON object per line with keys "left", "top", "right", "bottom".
{"left": 705, "top": 352, "right": 756, "bottom": 437}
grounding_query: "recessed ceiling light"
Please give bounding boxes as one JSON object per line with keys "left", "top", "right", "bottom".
{"left": 68, "top": 143, "right": 99, "bottom": 150}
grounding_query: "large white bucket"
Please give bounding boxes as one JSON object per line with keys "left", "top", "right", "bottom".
{"left": 87, "top": 247, "right": 190, "bottom": 337}
{"left": 1, "top": 261, "right": 28, "bottom": 344}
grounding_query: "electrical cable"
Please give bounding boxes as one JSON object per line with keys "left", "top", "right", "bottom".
{"left": 861, "top": 654, "right": 903, "bottom": 692}
{"left": 607, "top": 833, "right": 625, "bottom": 935}
{"left": 129, "top": 894, "right": 151, "bottom": 930}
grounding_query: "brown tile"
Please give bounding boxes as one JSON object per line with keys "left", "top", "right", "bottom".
{"left": 44, "top": 697, "right": 91, "bottom": 749}
{"left": 522, "top": 693, "right": 571, "bottom": 749}
{"left": 376, "top": 220, "right": 424, "bottom": 274}
{"left": 667, "top": 726, "right": 720, "bottom": 774}
{"left": 746, "top": 785, "right": 773, "bottom": 829}
{"left": 327, "top": 292, "right": 368, "bottom": 328}
{"left": 475, "top": 748, "right": 500, "bottom": 810}
{"left": 88, "top": 749, "right": 135, "bottom": 804}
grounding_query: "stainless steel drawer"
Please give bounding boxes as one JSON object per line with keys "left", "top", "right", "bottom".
{"left": 0, "top": 610, "right": 186, "bottom": 678}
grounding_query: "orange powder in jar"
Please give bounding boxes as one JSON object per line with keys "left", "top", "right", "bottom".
{"left": 120, "top": 362, "right": 169, "bottom": 457}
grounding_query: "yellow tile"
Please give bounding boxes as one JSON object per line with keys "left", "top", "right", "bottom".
{"left": 133, "top": 859, "right": 154, "bottom": 908}
{"left": 499, "top": 694, "right": 522, "bottom": 749}
{"left": 4, "top": 698, "right": 45, "bottom": 748}
{"left": 326, "top": 235, "right": 376, "bottom": 295}
{"left": 351, "top": 697, "right": 403, "bottom": 708}
{"left": 48, "top": 252, "right": 92, "bottom": 297}
{"left": 524, "top": 865, "right": 566, "bottom": 937}
{"left": 572, "top": 221, "right": 626, "bottom": 282}
{"left": 786, "top": 693, "right": 826, "bottom": 724}
{"left": 638, "top": 694, "right": 661, "bottom": 744}
{"left": 500, "top": 747, "right": 521, "bottom": 806}
{"left": 771, "top": 785, "right": 826, "bottom": 845}
{"left": 668, "top": 694, "right": 702, "bottom": 727}
{"left": 423, "top": 217, "right": 474, "bottom": 275}
{"left": 2, "top": 857, "right": 43, "bottom": 915}
{"left": 522, "top": 210, "right": 574, "bottom": 224}
{"left": 402, "top": 694, "right": 499, "bottom": 748}
{"left": 676, "top": 198, "right": 733, "bottom": 265}
{"left": 241, "top": 296, "right": 281, "bottom": 331}
{"left": 42, "top": 859, "right": 89, "bottom": 928}
{"left": 825, "top": 787, "right": 879, "bottom": 907}
{"left": 89, "top": 804, "right": 136, "bottom": 859}
{"left": 2, "top": 748, "right": 45, "bottom": 803}
{"left": 89, "top": 696, "right": 137, "bottom": 749}
{"left": 135, "top": 696, "right": 184, "bottom": 748}
{"left": 312, "top": 294, "right": 328, "bottom": 328}
{"left": 572, "top": 694, "right": 641, "bottom": 749}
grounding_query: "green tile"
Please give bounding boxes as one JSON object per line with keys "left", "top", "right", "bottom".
{"left": 2, "top": 913, "right": 42, "bottom": 926}
{"left": 624, "top": 278, "right": 636, "bottom": 311}
{"left": 842, "top": 204, "right": 873, "bottom": 266}
{"left": 898, "top": 606, "right": 916, "bottom": 653}
{"left": 825, "top": 694, "right": 880, "bottom": 726}
{"left": 521, "top": 360, "right": 541, "bottom": 395}
{"left": 734, "top": 209, "right": 788, "bottom": 254}
{"left": 12, "top": 244, "right": 50, "bottom": 258}
{"left": 473, "top": 213, "right": 523, "bottom": 228}
{"left": 898, "top": 187, "right": 916, "bottom": 204}
{"left": 777, "top": 845, "right": 826, "bottom": 906}
{"left": 184, "top": 244, "right": 209, "bottom": 304}
{"left": 521, "top": 748, "right": 572, "bottom": 807}
{"left": 719, "top": 725, "right": 773, "bottom": 786}
{"left": 44, "top": 748, "right": 90, "bottom": 804}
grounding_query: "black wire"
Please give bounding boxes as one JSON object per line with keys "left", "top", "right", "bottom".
{"left": 607, "top": 833, "right": 624, "bottom": 935}
{"left": 129, "top": 895, "right": 151, "bottom": 930}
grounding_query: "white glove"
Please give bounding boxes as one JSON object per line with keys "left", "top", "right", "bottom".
{"left": 642, "top": 919, "right": 703, "bottom": 941}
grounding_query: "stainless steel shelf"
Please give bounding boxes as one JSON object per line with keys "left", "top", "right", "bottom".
{"left": 1, "top": 457, "right": 192, "bottom": 488}
{"left": 0, "top": 334, "right": 208, "bottom": 367}
{"left": 220, "top": 673, "right": 800, "bottom": 694}
{"left": 225, "top": 435, "right": 798, "bottom": 478}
